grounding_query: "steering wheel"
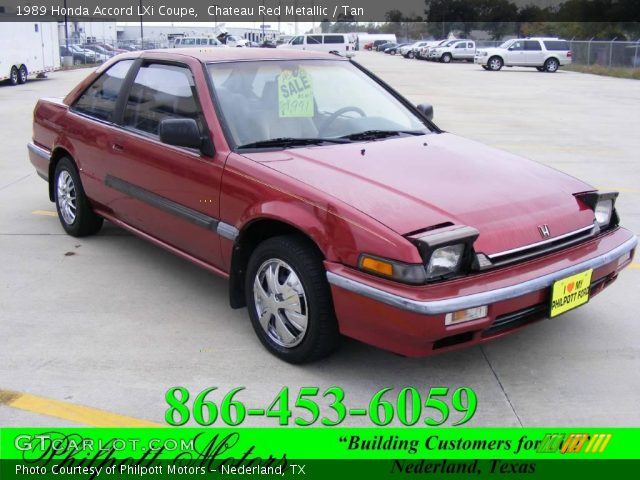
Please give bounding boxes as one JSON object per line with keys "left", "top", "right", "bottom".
{"left": 319, "top": 106, "right": 366, "bottom": 135}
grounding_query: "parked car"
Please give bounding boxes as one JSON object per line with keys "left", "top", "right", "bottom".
{"left": 428, "top": 40, "right": 476, "bottom": 63}
{"left": 400, "top": 41, "right": 431, "bottom": 59}
{"left": 376, "top": 42, "right": 394, "bottom": 52}
{"left": 174, "top": 37, "right": 225, "bottom": 48}
{"left": 363, "top": 42, "right": 374, "bottom": 50}
{"left": 83, "top": 44, "right": 114, "bottom": 59}
{"left": 371, "top": 39, "right": 391, "bottom": 51}
{"left": 260, "top": 40, "right": 277, "bottom": 48}
{"left": 278, "top": 34, "right": 354, "bottom": 54}
{"left": 475, "top": 37, "right": 572, "bottom": 72}
{"left": 417, "top": 39, "right": 453, "bottom": 60}
{"left": 386, "top": 43, "right": 410, "bottom": 55}
{"left": 29, "top": 48, "right": 637, "bottom": 363}
{"left": 59, "top": 45, "right": 96, "bottom": 65}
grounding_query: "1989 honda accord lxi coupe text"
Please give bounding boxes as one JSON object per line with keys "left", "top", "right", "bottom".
{"left": 28, "top": 48, "right": 637, "bottom": 363}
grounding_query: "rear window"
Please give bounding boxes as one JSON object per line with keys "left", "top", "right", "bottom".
{"left": 544, "top": 40, "right": 570, "bottom": 51}
{"left": 324, "top": 35, "right": 345, "bottom": 44}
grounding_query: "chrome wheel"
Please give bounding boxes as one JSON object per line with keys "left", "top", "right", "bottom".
{"left": 56, "top": 170, "right": 77, "bottom": 225}
{"left": 545, "top": 59, "right": 559, "bottom": 72}
{"left": 10, "top": 67, "right": 18, "bottom": 85}
{"left": 489, "top": 57, "right": 502, "bottom": 70}
{"left": 253, "top": 259, "right": 308, "bottom": 348}
{"left": 18, "top": 66, "right": 27, "bottom": 83}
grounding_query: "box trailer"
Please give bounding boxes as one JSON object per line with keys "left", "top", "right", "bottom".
{"left": 0, "top": 22, "right": 60, "bottom": 85}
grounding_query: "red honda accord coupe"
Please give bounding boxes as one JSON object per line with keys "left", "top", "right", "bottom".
{"left": 28, "top": 48, "right": 636, "bottom": 363}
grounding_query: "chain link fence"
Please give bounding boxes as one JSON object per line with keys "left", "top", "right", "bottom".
{"left": 569, "top": 40, "right": 640, "bottom": 68}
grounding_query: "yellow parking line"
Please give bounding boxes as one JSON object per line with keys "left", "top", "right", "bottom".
{"left": 630, "top": 263, "right": 640, "bottom": 270}
{"left": 32, "top": 210, "right": 57, "bottom": 217}
{"left": 0, "top": 389, "right": 160, "bottom": 427}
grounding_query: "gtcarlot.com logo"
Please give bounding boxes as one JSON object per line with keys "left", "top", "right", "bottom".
{"left": 537, "top": 433, "right": 612, "bottom": 454}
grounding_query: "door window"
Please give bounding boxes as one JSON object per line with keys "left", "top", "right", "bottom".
{"left": 122, "top": 63, "right": 203, "bottom": 138}
{"left": 525, "top": 40, "right": 542, "bottom": 51}
{"left": 73, "top": 60, "right": 134, "bottom": 122}
{"left": 291, "top": 36, "right": 304, "bottom": 45}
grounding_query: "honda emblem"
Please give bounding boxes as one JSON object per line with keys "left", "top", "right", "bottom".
{"left": 538, "top": 224, "right": 551, "bottom": 238}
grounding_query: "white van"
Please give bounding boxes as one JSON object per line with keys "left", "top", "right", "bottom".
{"left": 278, "top": 34, "right": 354, "bottom": 54}
{"left": 173, "top": 37, "right": 225, "bottom": 48}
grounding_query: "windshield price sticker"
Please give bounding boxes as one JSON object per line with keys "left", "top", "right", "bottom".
{"left": 165, "top": 386, "right": 478, "bottom": 427}
{"left": 278, "top": 69, "right": 314, "bottom": 118}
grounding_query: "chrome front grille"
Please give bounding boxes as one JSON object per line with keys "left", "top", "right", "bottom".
{"left": 475, "top": 224, "right": 597, "bottom": 271}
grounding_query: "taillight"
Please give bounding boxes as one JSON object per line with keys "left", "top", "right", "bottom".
{"left": 567, "top": 50, "right": 572, "bottom": 58}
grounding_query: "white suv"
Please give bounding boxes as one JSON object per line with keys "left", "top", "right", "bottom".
{"left": 475, "top": 38, "right": 572, "bottom": 72}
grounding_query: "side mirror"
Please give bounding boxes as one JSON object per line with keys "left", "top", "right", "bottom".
{"left": 159, "top": 118, "right": 202, "bottom": 149}
{"left": 416, "top": 103, "right": 434, "bottom": 121}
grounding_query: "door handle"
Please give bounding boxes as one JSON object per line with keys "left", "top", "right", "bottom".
{"left": 112, "top": 143, "right": 124, "bottom": 152}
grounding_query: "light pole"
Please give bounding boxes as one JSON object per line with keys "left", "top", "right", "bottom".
{"left": 139, "top": 0, "right": 144, "bottom": 45}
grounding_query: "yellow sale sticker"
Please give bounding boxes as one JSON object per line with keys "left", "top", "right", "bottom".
{"left": 550, "top": 269, "right": 592, "bottom": 318}
{"left": 278, "top": 69, "right": 314, "bottom": 118}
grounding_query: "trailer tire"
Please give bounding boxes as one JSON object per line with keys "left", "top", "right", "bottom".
{"left": 9, "top": 66, "right": 19, "bottom": 86}
{"left": 18, "top": 65, "right": 28, "bottom": 84}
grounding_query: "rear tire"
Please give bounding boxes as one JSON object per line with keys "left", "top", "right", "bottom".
{"left": 488, "top": 56, "right": 503, "bottom": 71}
{"left": 53, "top": 157, "right": 103, "bottom": 237}
{"left": 544, "top": 58, "right": 559, "bottom": 72}
{"left": 18, "top": 65, "right": 28, "bottom": 84}
{"left": 9, "top": 67, "right": 18, "bottom": 85}
{"left": 245, "top": 235, "right": 340, "bottom": 363}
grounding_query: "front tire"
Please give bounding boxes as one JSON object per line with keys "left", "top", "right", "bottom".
{"left": 407, "top": 51, "right": 415, "bottom": 59}
{"left": 482, "top": 65, "right": 489, "bottom": 70}
{"left": 544, "top": 58, "right": 559, "bottom": 72}
{"left": 245, "top": 236, "right": 340, "bottom": 363}
{"left": 441, "top": 53, "right": 452, "bottom": 63}
{"left": 53, "top": 157, "right": 103, "bottom": 237}
{"left": 18, "top": 65, "right": 28, "bottom": 84}
{"left": 488, "top": 56, "right": 503, "bottom": 71}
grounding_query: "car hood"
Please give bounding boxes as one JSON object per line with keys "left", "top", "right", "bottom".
{"left": 242, "top": 133, "right": 596, "bottom": 255}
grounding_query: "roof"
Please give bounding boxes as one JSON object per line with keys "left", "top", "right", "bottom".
{"left": 122, "top": 47, "right": 346, "bottom": 63}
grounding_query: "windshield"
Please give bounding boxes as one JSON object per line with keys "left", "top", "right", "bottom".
{"left": 207, "top": 60, "right": 430, "bottom": 148}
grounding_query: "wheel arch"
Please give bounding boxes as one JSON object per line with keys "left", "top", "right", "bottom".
{"left": 48, "top": 147, "right": 73, "bottom": 201}
{"left": 228, "top": 217, "right": 326, "bottom": 309}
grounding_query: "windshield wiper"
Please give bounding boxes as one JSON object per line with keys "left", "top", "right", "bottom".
{"left": 237, "top": 137, "right": 351, "bottom": 149}
{"left": 339, "top": 130, "right": 425, "bottom": 141}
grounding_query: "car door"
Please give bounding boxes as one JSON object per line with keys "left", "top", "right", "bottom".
{"left": 453, "top": 41, "right": 466, "bottom": 59}
{"left": 104, "top": 60, "right": 226, "bottom": 268}
{"left": 465, "top": 42, "right": 475, "bottom": 59}
{"left": 524, "top": 40, "right": 544, "bottom": 65}
{"left": 505, "top": 40, "right": 526, "bottom": 65}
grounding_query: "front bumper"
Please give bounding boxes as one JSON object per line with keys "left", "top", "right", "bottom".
{"left": 326, "top": 228, "right": 637, "bottom": 357}
{"left": 474, "top": 55, "right": 489, "bottom": 65}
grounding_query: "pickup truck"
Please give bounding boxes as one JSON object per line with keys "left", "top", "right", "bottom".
{"left": 428, "top": 40, "right": 476, "bottom": 63}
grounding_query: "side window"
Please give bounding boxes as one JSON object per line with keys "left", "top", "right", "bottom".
{"left": 324, "top": 35, "right": 345, "bottom": 44}
{"left": 308, "top": 35, "right": 322, "bottom": 44}
{"left": 73, "top": 60, "right": 134, "bottom": 122}
{"left": 509, "top": 41, "right": 524, "bottom": 51}
{"left": 122, "top": 63, "right": 202, "bottom": 138}
{"left": 525, "top": 40, "right": 542, "bottom": 51}
{"left": 182, "top": 38, "right": 195, "bottom": 46}
{"left": 455, "top": 42, "right": 465, "bottom": 49}
{"left": 291, "top": 36, "right": 304, "bottom": 45}
{"left": 468, "top": 42, "right": 474, "bottom": 48}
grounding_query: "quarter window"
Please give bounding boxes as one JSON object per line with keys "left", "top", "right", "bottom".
{"left": 123, "top": 63, "right": 202, "bottom": 137}
{"left": 544, "top": 40, "right": 570, "bottom": 51}
{"left": 73, "top": 60, "right": 134, "bottom": 122}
